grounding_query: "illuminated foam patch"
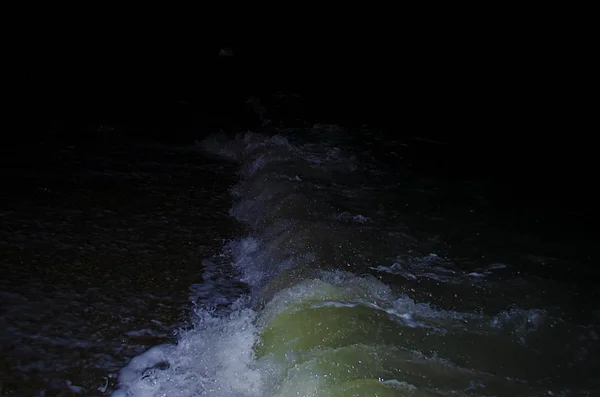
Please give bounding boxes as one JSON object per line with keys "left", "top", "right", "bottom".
{"left": 113, "top": 272, "right": 536, "bottom": 396}
{"left": 112, "top": 302, "right": 264, "bottom": 397}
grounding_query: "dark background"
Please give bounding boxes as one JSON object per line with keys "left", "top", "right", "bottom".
{"left": 6, "top": 14, "right": 595, "bottom": 209}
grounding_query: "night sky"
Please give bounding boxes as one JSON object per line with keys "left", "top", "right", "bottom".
{"left": 8, "top": 16, "right": 594, "bottom": 209}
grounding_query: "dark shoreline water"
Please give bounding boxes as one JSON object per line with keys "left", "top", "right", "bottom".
{"left": 0, "top": 142, "right": 240, "bottom": 395}
{"left": 1, "top": 116, "right": 598, "bottom": 395}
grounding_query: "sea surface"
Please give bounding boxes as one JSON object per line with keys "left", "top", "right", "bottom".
{"left": 0, "top": 140, "right": 239, "bottom": 395}
{"left": 1, "top": 120, "right": 598, "bottom": 396}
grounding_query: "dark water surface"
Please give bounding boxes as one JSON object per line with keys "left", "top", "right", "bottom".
{"left": 0, "top": 142, "right": 239, "bottom": 395}
{"left": 1, "top": 122, "right": 598, "bottom": 396}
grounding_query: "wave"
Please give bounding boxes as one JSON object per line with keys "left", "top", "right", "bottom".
{"left": 112, "top": 127, "right": 599, "bottom": 396}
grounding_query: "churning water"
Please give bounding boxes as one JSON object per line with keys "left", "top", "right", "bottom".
{"left": 2, "top": 124, "right": 598, "bottom": 396}
{"left": 114, "top": 127, "right": 598, "bottom": 396}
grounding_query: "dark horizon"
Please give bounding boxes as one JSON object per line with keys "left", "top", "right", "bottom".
{"left": 9, "top": 33, "right": 593, "bottom": 193}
